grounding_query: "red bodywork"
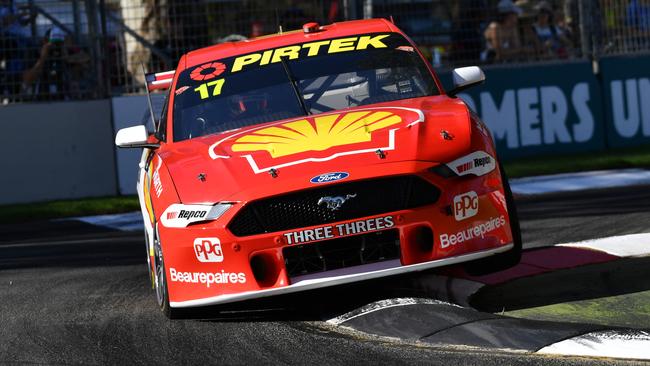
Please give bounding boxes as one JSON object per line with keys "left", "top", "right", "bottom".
{"left": 137, "top": 19, "right": 515, "bottom": 308}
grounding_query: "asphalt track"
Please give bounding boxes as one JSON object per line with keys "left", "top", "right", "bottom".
{"left": 1, "top": 186, "right": 650, "bottom": 365}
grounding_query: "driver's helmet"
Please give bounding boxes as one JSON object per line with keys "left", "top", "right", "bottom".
{"left": 229, "top": 92, "right": 269, "bottom": 116}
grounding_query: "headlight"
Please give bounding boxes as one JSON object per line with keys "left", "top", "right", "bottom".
{"left": 206, "top": 203, "right": 233, "bottom": 221}
{"left": 160, "top": 203, "right": 234, "bottom": 228}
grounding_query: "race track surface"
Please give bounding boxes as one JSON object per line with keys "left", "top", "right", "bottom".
{"left": 1, "top": 186, "right": 649, "bottom": 365}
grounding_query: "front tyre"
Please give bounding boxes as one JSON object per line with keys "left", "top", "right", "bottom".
{"left": 465, "top": 161, "right": 522, "bottom": 275}
{"left": 153, "top": 225, "right": 177, "bottom": 318}
{"left": 144, "top": 230, "right": 154, "bottom": 288}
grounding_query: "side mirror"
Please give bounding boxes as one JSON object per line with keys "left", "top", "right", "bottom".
{"left": 115, "top": 125, "right": 159, "bottom": 149}
{"left": 448, "top": 66, "right": 485, "bottom": 97}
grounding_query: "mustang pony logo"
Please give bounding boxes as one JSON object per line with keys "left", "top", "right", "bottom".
{"left": 318, "top": 194, "right": 357, "bottom": 211}
{"left": 208, "top": 107, "right": 425, "bottom": 173}
{"left": 231, "top": 111, "right": 402, "bottom": 158}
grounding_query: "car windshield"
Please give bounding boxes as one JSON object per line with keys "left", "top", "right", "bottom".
{"left": 172, "top": 32, "right": 439, "bottom": 141}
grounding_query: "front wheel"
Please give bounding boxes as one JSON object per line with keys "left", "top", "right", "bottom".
{"left": 144, "top": 230, "right": 154, "bottom": 288}
{"left": 152, "top": 225, "right": 177, "bottom": 318}
{"left": 464, "top": 161, "right": 522, "bottom": 275}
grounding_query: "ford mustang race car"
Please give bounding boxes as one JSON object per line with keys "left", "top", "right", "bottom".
{"left": 115, "top": 19, "right": 521, "bottom": 318}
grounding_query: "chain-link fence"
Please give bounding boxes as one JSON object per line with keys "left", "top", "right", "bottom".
{"left": 115, "top": 0, "right": 327, "bottom": 94}
{"left": 1, "top": 0, "right": 649, "bottom": 104}
{"left": 0, "top": 0, "right": 101, "bottom": 102}
{"left": 599, "top": 0, "right": 650, "bottom": 55}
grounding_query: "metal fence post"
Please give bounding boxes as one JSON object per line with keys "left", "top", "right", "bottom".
{"left": 84, "top": 0, "right": 106, "bottom": 98}
{"left": 343, "top": 0, "right": 357, "bottom": 20}
{"left": 27, "top": 0, "right": 37, "bottom": 38}
{"left": 72, "top": 0, "right": 81, "bottom": 42}
{"left": 99, "top": 0, "right": 110, "bottom": 96}
{"left": 591, "top": 0, "right": 603, "bottom": 61}
{"left": 578, "top": 0, "right": 592, "bottom": 59}
{"left": 362, "top": 0, "right": 372, "bottom": 19}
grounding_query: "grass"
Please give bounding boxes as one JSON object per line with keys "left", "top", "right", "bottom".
{"left": 0, "top": 196, "right": 140, "bottom": 224}
{"left": 504, "top": 290, "right": 650, "bottom": 329}
{"left": 1, "top": 145, "right": 649, "bottom": 223}
{"left": 503, "top": 144, "right": 650, "bottom": 178}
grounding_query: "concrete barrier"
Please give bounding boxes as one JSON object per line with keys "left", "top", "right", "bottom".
{"left": 0, "top": 100, "right": 117, "bottom": 205}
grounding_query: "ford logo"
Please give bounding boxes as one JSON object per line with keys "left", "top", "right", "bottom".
{"left": 310, "top": 172, "right": 349, "bottom": 184}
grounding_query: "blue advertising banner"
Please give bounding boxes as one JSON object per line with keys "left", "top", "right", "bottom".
{"left": 438, "top": 61, "right": 606, "bottom": 160}
{"left": 600, "top": 55, "right": 650, "bottom": 148}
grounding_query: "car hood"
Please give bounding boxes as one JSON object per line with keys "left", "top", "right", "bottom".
{"left": 161, "top": 96, "right": 472, "bottom": 204}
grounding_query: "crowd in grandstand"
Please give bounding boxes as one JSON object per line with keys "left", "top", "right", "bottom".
{"left": 472, "top": 0, "right": 573, "bottom": 63}
{"left": 1, "top": 0, "right": 649, "bottom": 103}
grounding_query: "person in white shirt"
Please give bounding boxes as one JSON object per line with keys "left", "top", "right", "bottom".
{"left": 532, "top": 1, "right": 573, "bottom": 59}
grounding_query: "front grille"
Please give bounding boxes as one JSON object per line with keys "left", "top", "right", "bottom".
{"left": 283, "top": 229, "right": 400, "bottom": 278}
{"left": 228, "top": 175, "right": 440, "bottom": 236}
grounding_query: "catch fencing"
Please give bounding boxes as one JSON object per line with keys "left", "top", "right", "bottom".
{"left": 0, "top": 0, "right": 649, "bottom": 103}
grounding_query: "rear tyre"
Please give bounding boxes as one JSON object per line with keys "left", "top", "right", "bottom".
{"left": 464, "top": 162, "right": 522, "bottom": 276}
{"left": 152, "top": 225, "right": 178, "bottom": 319}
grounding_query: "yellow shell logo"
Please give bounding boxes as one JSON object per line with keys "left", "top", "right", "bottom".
{"left": 231, "top": 110, "right": 402, "bottom": 158}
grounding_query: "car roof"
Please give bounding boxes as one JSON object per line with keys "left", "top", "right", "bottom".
{"left": 181, "top": 18, "right": 401, "bottom": 69}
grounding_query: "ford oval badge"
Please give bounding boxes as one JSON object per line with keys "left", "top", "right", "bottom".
{"left": 310, "top": 172, "right": 349, "bottom": 184}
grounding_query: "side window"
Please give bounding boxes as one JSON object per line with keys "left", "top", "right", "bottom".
{"left": 157, "top": 91, "right": 170, "bottom": 142}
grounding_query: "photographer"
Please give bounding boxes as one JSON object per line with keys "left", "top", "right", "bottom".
{"left": 21, "top": 27, "right": 89, "bottom": 101}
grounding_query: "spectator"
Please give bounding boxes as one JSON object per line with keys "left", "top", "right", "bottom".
{"left": 562, "top": 0, "right": 580, "bottom": 47}
{"left": 531, "top": 1, "right": 573, "bottom": 59}
{"left": 627, "top": 0, "right": 650, "bottom": 30}
{"left": 514, "top": 0, "right": 542, "bottom": 61}
{"left": 483, "top": 0, "right": 525, "bottom": 63}
{"left": 21, "top": 27, "right": 90, "bottom": 101}
{"left": 0, "top": 0, "right": 36, "bottom": 97}
{"left": 0, "top": 0, "right": 35, "bottom": 39}
{"left": 281, "top": 1, "right": 309, "bottom": 31}
{"left": 250, "top": 21, "right": 264, "bottom": 38}
{"left": 61, "top": 31, "right": 91, "bottom": 98}
{"left": 553, "top": 6, "right": 572, "bottom": 36}
{"left": 450, "top": 0, "right": 489, "bottom": 65}
{"left": 626, "top": 0, "right": 650, "bottom": 50}
{"left": 514, "top": 0, "right": 536, "bottom": 18}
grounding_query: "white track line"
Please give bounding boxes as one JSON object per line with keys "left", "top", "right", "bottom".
{"left": 327, "top": 298, "right": 461, "bottom": 326}
{"left": 510, "top": 168, "right": 650, "bottom": 195}
{"left": 522, "top": 232, "right": 650, "bottom": 257}
{"left": 556, "top": 233, "right": 650, "bottom": 258}
{"left": 71, "top": 212, "right": 143, "bottom": 232}
{"left": 537, "top": 330, "right": 650, "bottom": 360}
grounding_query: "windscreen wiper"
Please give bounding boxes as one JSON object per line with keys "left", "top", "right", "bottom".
{"left": 279, "top": 56, "right": 310, "bottom": 115}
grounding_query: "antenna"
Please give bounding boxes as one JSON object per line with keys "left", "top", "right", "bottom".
{"left": 141, "top": 63, "right": 158, "bottom": 132}
{"left": 389, "top": 15, "right": 394, "bottom": 24}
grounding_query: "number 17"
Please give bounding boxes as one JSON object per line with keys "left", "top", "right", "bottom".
{"left": 194, "top": 79, "right": 225, "bottom": 100}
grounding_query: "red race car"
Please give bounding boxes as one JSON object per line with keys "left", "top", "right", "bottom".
{"left": 115, "top": 19, "right": 521, "bottom": 318}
